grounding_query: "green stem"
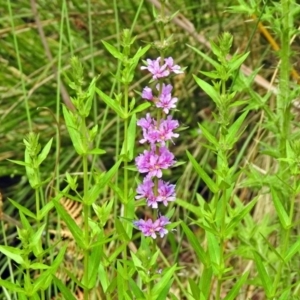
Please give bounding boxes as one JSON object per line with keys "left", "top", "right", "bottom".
{"left": 122, "top": 75, "right": 129, "bottom": 282}
{"left": 278, "top": 0, "right": 291, "bottom": 156}
{"left": 83, "top": 154, "right": 90, "bottom": 300}
{"left": 215, "top": 78, "right": 229, "bottom": 300}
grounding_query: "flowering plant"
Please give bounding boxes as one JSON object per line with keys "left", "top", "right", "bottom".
{"left": 134, "top": 57, "right": 183, "bottom": 239}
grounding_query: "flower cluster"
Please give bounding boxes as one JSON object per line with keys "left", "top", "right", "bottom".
{"left": 134, "top": 56, "right": 183, "bottom": 239}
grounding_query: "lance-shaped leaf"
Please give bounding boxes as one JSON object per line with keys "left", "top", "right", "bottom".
{"left": 52, "top": 200, "right": 85, "bottom": 249}
{"left": 270, "top": 187, "right": 291, "bottom": 229}
{"left": 121, "top": 113, "right": 136, "bottom": 161}
{"left": 62, "top": 106, "right": 87, "bottom": 155}
{"left": 37, "top": 138, "right": 53, "bottom": 166}
{"left": 102, "top": 40, "right": 123, "bottom": 60}
{"left": 85, "top": 158, "right": 122, "bottom": 205}
{"left": 186, "top": 150, "right": 218, "bottom": 193}
{"left": 223, "top": 271, "right": 249, "bottom": 300}
{"left": 181, "top": 222, "right": 209, "bottom": 267}
{"left": 96, "top": 88, "right": 126, "bottom": 118}
{"left": 0, "top": 246, "right": 24, "bottom": 265}
{"left": 193, "top": 75, "right": 220, "bottom": 104}
{"left": 253, "top": 251, "right": 273, "bottom": 298}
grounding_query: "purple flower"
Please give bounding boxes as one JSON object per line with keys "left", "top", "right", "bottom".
{"left": 137, "top": 114, "right": 158, "bottom": 144}
{"left": 157, "top": 180, "right": 176, "bottom": 206}
{"left": 156, "top": 216, "right": 170, "bottom": 237}
{"left": 156, "top": 84, "right": 178, "bottom": 114}
{"left": 136, "top": 178, "right": 154, "bottom": 200}
{"left": 133, "top": 219, "right": 158, "bottom": 239}
{"left": 137, "top": 114, "right": 179, "bottom": 145}
{"left": 142, "top": 86, "right": 154, "bottom": 100}
{"left": 135, "top": 147, "right": 175, "bottom": 178}
{"left": 164, "top": 57, "right": 184, "bottom": 74}
{"left": 133, "top": 216, "right": 170, "bottom": 239}
{"left": 141, "top": 57, "right": 170, "bottom": 80}
{"left": 157, "top": 116, "right": 179, "bottom": 144}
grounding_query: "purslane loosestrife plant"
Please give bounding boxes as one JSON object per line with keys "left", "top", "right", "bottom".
{"left": 134, "top": 56, "right": 183, "bottom": 239}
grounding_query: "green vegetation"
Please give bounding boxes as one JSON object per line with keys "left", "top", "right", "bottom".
{"left": 1, "top": 0, "right": 300, "bottom": 299}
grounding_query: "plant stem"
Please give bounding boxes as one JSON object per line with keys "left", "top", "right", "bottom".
{"left": 278, "top": 0, "right": 291, "bottom": 156}
{"left": 215, "top": 78, "right": 229, "bottom": 300}
{"left": 83, "top": 154, "right": 90, "bottom": 300}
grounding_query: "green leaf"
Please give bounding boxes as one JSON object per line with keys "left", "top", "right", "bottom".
{"left": 24, "top": 150, "right": 39, "bottom": 189}
{"left": 181, "top": 222, "right": 209, "bottom": 267}
{"left": 226, "top": 111, "right": 248, "bottom": 148}
{"left": 252, "top": 251, "right": 272, "bottom": 297}
{"left": 0, "top": 245, "right": 24, "bottom": 265}
{"left": 200, "top": 70, "right": 220, "bottom": 79}
{"left": 121, "top": 113, "right": 136, "bottom": 161}
{"left": 88, "top": 148, "right": 106, "bottom": 155}
{"left": 129, "top": 278, "right": 145, "bottom": 299}
{"left": 132, "top": 44, "right": 151, "bottom": 60}
{"left": 193, "top": 75, "right": 220, "bottom": 104}
{"left": 151, "top": 264, "right": 177, "bottom": 298}
{"left": 198, "top": 123, "right": 218, "bottom": 147}
{"left": 278, "top": 290, "right": 291, "bottom": 300}
{"left": 85, "top": 158, "right": 122, "bottom": 205}
{"left": 83, "top": 76, "right": 98, "bottom": 117}
{"left": 9, "top": 198, "right": 36, "bottom": 219}
{"left": 186, "top": 150, "right": 218, "bottom": 193}
{"left": 52, "top": 276, "right": 77, "bottom": 300}
{"left": 189, "top": 278, "right": 200, "bottom": 299}
{"left": 38, "top": 201, "right": 54, "bottom": 221}
{"left": 117, "top": 261, "right": 126, "bottom": 299}
{"left": 228, "top": 52, "right": 250, "bottom": 72}
{"left": 187, "top": 44, "right": 221, "bottom": 69}
{"left": 225, "top": 196, "right": 258, "bottom": 234}
{"left": 7, "top": 159, "right": 29, "bottom": 167}
{"left": 0, "top": 280, "right": 23, "bottom": 293}
{"left": 223, "top": 271, "right": 249, "bottom": 300}
{"left": 115, "top": 218, "right": 130, "bottom": 242}
{"left": 270, "top": 187, "right": 291, "bottom": 229}
{"left": 98, "top": 263, "right": 109, "bottom": 292}
{"left": 176, "top": 198, "right": 203, "bottom": 218}
{"left": 37, "top": 138, "right": 53, "bottom": 166}
{"left": 86, "top": 235, "right": 103, "bottom": 289}
{"left": 96, "top": 88, "right": 126, "bottom": 118}
{"left": 199, "top": 267, "right": 213, "bottom": 299}
{"left": 62, "top": 106, "right": 87, "bottom": 155}
{"left": 31, "top": 223, "right": 46, "bottom": 257}
{"left": 102, "top": 40, "right": 123, "bottom": 60}
{"left": 284, "top": 238, "right": 300, "bottom": 263}
{"left": 157, "top": 279, "right": 174, "bottom": 300}
{"left": 130, "top": 102, "right": 151, "bottom": 115}
{"left": 30, "top": 263, "right": 50, "bottom": 270}
{"left": 52, "top": 200, "right": 85, "bottom": 248}
{"left": 33, "top": 245, "right": 67, "bottom": 292}
{"left": 206, "top": 232, "right": 221, "bottom": 273}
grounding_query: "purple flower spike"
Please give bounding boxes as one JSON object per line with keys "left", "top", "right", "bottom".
{"left": 134, "top": 55, "right": 183, "bottom": 239}
{"left": 141, "top": 57, "right": 170, "bottom": 80}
